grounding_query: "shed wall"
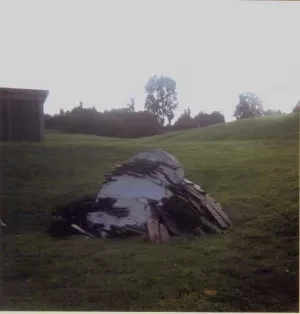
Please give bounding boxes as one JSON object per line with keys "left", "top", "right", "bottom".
{"left": 0, "top": 99, "right": 44, "bottom": 141}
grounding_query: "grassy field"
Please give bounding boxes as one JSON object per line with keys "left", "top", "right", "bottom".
{"left": 0, "top": 113, "right": 299, "bottom": 311}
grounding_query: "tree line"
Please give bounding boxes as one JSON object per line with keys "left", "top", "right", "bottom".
{"left": 45, "top": 104, "right": 162, "bottom": 138}
{"left": 45, "top": 75, "right": 299, "bottom": 138}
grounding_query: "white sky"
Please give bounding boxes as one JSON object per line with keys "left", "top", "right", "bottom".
{"left": 0, "top": 0, "right": 299, "bottom": 122}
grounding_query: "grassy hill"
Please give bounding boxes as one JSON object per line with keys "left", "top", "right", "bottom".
{"left": 0, "top": 113, "right": 299, "bottom": 311}
{"left": 141, "top": 113, "right": 299, "bottom": 143}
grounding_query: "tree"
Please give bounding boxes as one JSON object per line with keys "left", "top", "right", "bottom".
{"left": 292, "top": 101, "right": 300, "bottom": 113}
{"left": 127, "top": 97, "right": 135, "bottom": 112}
{"left": 144, "top": 75, "right": 179, "bottom": 126}
{"left": 173, "top": 106, "right": 196, "bottom": 130}
{"left": 233, "top": 92, "right": 263, "bottom": 120}
{"left": 44, "top": 113, "right": 51, "bottom": 128}
{"left": 193, "top": 110, "right": 225, "bottom": 128}
{"left": 184, "top": 107, "right": 192, "bottom": 118}
{"left": 209, "top": 111, "right": 225, "bottom": 125}
{"left": 263, "top": 108, "right": 283, "bottom": 116}
{"left": 193, "top": 111, "right": 210, "bottom": 127}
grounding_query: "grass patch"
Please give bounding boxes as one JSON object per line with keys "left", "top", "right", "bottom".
{"left": 0, "top": 114, "right": 299, "bottom": 311}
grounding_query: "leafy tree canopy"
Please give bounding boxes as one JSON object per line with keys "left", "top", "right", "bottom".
{"left": 234, "top": 92, "right": 263, "bottom": 120}
{"left": 144, "top": 75, "right": 178, "bottom": 126}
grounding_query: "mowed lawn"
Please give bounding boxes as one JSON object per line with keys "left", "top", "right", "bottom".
{"left": 0, "top": 114, "right": 299, "bottom": 311}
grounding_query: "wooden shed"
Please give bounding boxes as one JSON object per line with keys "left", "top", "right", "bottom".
{"left": 0, "top": 87, "right": 49, "bottom": 141}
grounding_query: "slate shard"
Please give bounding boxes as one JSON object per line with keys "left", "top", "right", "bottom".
{"left": 49, "top": 149, "right": 232, "bottom": 242}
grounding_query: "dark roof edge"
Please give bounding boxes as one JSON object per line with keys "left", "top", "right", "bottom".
{"left": 0, "top": 87, "right": 49, "bottom": 102}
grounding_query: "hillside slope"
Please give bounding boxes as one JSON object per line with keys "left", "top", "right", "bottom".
{"left": 140, "top": 113, "right": 299, "bottom": 143}
{"left": 0, "top": 113, "right": 299, "bottom": 312}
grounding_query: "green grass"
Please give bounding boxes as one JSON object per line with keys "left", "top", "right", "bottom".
{"left": 0, "top": 113, "right": 299, "bottom": 311}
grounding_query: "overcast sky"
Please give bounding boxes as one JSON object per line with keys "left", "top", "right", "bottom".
{"left": 0, "top": 0, "right": 299, "bottom": 121}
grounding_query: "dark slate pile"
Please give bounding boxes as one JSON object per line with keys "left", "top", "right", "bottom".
{"left": 48, "top": 156, "right": 232, "bottom": 241}
{"left": 103, "top": 159, "right": 179, "bottom": 184}
{"left": 152, "top": 182, "right": 232, "bottom": 237}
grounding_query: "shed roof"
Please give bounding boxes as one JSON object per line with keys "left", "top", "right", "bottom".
{"left": 0, "top": 87, "right": 49, "bottom": 102}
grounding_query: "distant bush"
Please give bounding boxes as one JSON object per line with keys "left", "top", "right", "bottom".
{"left": 45, "top": 104, "right": 162, "bottom": 138}
{"left": 263, "top": 109, "right": 283, "bottom": 116}
{"left": 172, "top": 109, "right": 225, "bottom": 131}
